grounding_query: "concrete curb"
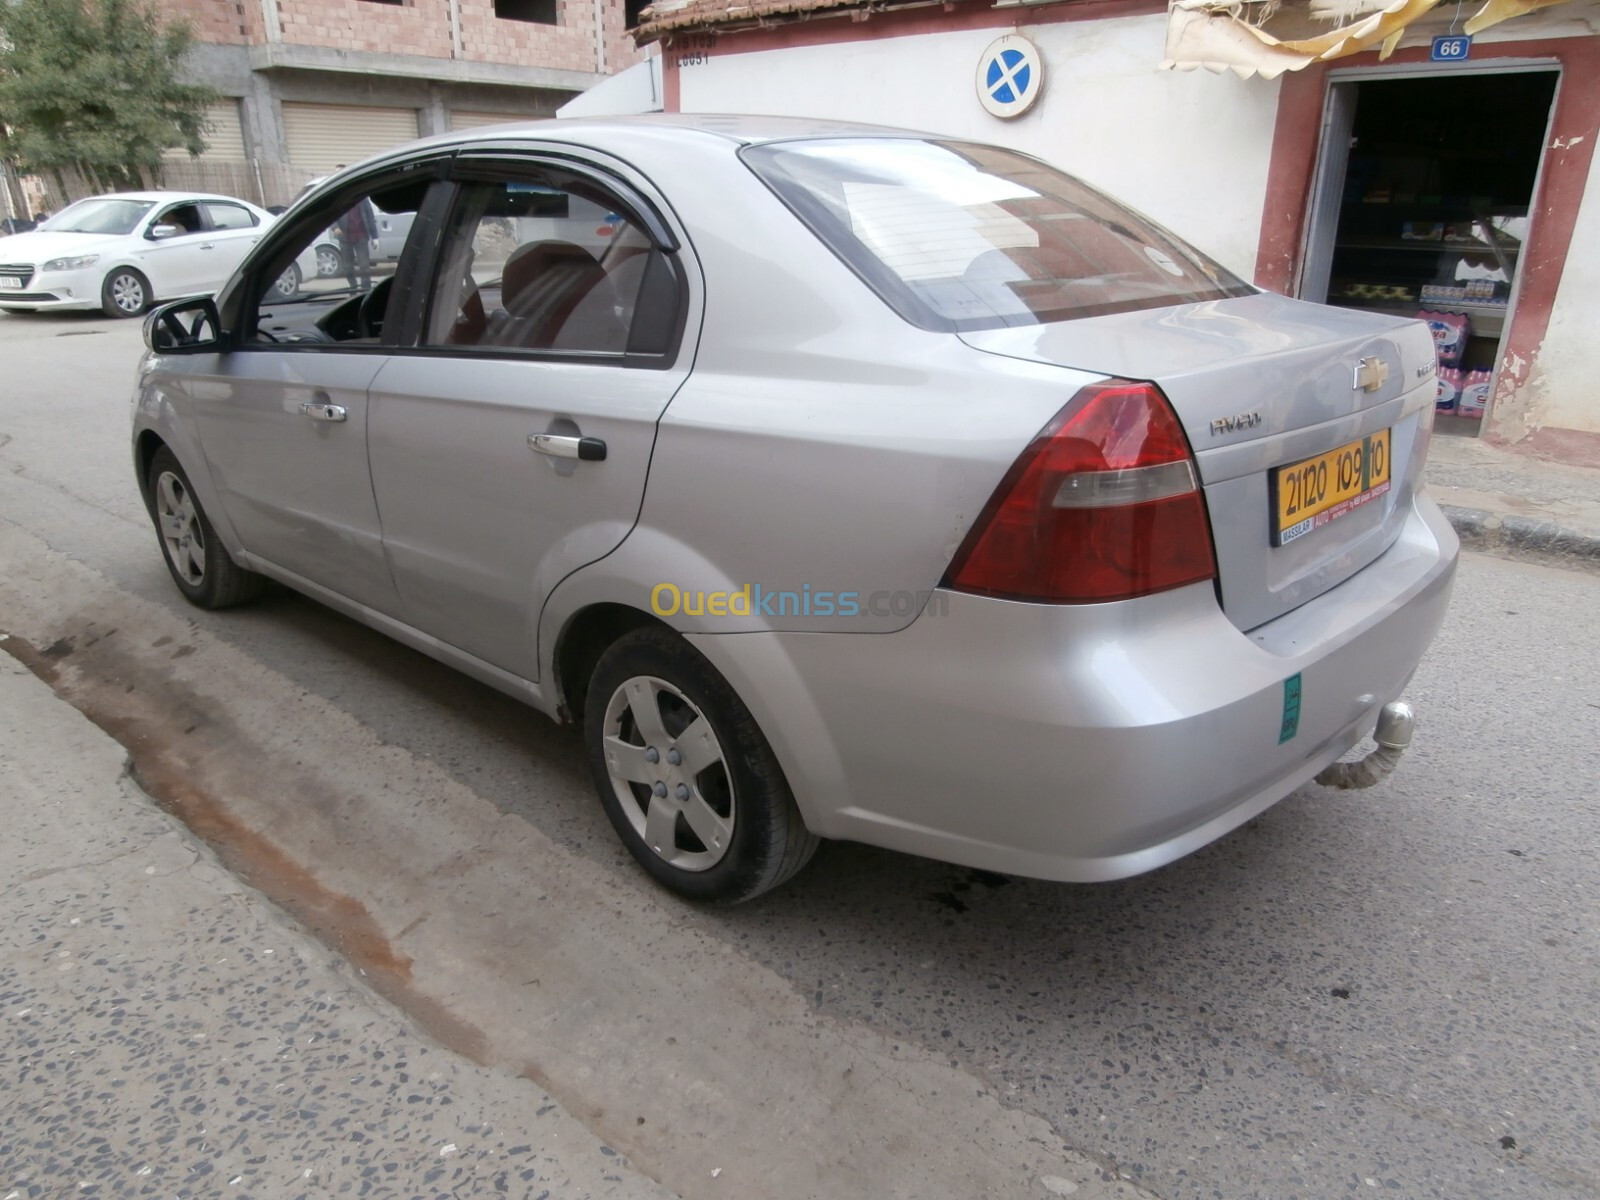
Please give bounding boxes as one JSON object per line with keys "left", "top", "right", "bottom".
{"left": 1442, "top": 504, "right": 1600, "bottom": 572}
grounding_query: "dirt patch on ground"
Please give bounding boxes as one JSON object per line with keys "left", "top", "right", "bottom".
{"left": 0, "top": 624, "right": 488, "bottom": 1064}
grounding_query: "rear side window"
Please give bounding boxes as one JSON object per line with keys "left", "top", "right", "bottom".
{"left": 743, "top": 138, "right": 1251, "bottom": 332}
{"left": 205, "top": 202, "right": 259, "bottom": 230}
{"left": 420, "top": 175, "right": 680, "bottom": 360}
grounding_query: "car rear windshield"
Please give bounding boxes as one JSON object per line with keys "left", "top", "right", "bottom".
{"left": 743, "top": 138, "right": 1252, "bottom": 332}
{"left": 41, "top": 198, "right": 155, "bottom": 236}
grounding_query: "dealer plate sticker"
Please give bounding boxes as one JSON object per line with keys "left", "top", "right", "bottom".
{"left": 1279, "top": 674, "right": 1302, "bottom": 744}
{"left": 1272, "top": 428, "right": 1391, "bottom": 547}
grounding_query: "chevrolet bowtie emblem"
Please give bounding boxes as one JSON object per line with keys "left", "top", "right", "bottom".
{"left": 1354, "top": 357, "right": 1389, "bottom": 393}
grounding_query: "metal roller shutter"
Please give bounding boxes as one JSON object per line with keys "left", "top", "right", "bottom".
{"left": 164, "top": 99, "right": 247, "bottom": 163}
{"left": 449, "top": 110, "right": 540, "bottom": 130}
{"left": 281, "top": 103, "right": 421, "bottom": 175}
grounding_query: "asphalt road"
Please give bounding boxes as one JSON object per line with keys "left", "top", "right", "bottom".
{"left": 1, "top": 308, "right": 1596, "bottom": 1199}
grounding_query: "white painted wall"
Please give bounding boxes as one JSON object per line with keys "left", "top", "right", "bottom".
{"left": 1535, "top": 138, "right": 1600, "bottom": 433}
{"left": 676, "top": 15, "right": 1282, "bottom": 279}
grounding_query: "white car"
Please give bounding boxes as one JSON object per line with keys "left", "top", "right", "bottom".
{"left": 0, "top": 191, "right": 314, "bottom": 318}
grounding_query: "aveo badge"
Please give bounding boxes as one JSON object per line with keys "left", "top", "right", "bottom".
{"left": 977, "top": 35, "right": 1044, "bottom": 120}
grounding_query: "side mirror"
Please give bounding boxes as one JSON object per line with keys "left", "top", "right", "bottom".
{"left": 144, "top": 297, "right": 226, "bottom": 354}
{"left": 149, "top": 223, "right": 182, "bottom": 240}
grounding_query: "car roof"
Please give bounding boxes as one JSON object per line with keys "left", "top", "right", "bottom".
{"left": 343, "top": 113, "right": 943, "bottom": 175}
{"left": 304, "top": 114, "right": 959, "bottom": 198}
{"left": 68, "top": 190, "right": 260, "bottom": 205}
{"left": 461, "top": 112, "right": 938, "bottom": 145}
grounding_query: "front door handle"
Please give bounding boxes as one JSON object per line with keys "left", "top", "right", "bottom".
{"left": 299, "top": 400, "right": 347, "bottom": 423}
{"left": 528, "top": 433, "right": 606, "bottom": 461}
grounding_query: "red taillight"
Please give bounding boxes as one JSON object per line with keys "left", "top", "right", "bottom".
{"left": 945, "top": 379, "right": 1216, "bottom": 604}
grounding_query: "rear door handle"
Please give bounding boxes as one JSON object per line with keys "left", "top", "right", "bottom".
{"left": 299, "top": 400, "right": 347, "bottom": 422}
{"left": 528, "top": 433, "right": 606, "bottom": 461}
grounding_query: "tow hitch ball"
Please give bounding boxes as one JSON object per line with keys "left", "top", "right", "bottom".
{"left": 1315, "top": 702, "right": 1415, "bottom": 790}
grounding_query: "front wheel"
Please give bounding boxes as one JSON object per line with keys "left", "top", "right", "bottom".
{"left": 101, "top": 268, "right": 150, "bottom": 318}
{"left": 146, "top": 447, "right": 266, "bottom": 609}
{"left": 584, "top": 627, "right": 819, "bottom": 903}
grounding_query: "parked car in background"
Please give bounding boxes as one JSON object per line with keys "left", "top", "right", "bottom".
{"left": 1, "top": 217, "right": 37, "bottom": 236}
{"left": 130, "top": 117, "right": 1458, "bottom": 903}
{"left": 0, "top": 191, "right": 312, "bottom": 317}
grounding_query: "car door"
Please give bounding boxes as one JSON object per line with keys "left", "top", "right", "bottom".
{"left": 182, "top": 169, "right": 441, "bottom": 614}
{"left": 365, "top": 154, "right": 696, "bottom": 681}
{"left": 199, "top": 201, "right": 267, "bottom": 289}
{"left": 136, "top": 200, "right": 214, "bottom": 297}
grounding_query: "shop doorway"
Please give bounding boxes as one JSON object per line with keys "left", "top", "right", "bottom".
{"left": 1300, "top": 69, "right": 1559, "bottom": 436}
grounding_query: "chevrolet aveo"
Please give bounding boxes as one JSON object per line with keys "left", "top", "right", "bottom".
{"left": 131, "top": 116, "right": 1458, "bottom": 902}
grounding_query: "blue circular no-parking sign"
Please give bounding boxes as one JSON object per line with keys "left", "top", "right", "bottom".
{"left": 977, "top": 35, "right": 1044, "bottom": 119}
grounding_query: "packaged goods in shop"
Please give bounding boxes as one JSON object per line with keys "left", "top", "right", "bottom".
{"left": 1435, "top": 367, "right": 1462, "bottom": 412}
{"left": 1419, "top": 310, "right": 1470, "bottom": 367}
{"left": 1457, "top": 369, "right": 1492, "bottom": 418}
{"left": 1401, "top": 221, "right": 1445, "bottom": 241}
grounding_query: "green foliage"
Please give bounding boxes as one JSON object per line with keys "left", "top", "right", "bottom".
{"left": 0, "top": 0, "right": 218, "bottom": 191}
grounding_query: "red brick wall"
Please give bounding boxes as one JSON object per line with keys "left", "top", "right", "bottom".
{"left": 457, "top": 0, "right": 592, "bottom": 72}
{"left": 163, "top": 0, "right": 252, "bottom": 45}
{"left": 601, "top": 0, "right": 642, "bottom": 73}
{"left": 274, "top": 0, "right": 454, "bottom": 59}
{"left": 166, "top": 0, "right": 636, "bottom": 74}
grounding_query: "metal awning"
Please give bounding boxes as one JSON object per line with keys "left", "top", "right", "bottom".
{"left": 1162, "top": 0, "right": 1580, "bottom": 78}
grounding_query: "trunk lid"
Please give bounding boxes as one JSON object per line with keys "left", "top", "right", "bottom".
{"left": 960, "top": 291, "right": 1439, "bottom": 631}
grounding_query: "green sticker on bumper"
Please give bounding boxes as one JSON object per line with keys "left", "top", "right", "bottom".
{"left": 1279, "top": 673, "right": 1302, "bottom": 744}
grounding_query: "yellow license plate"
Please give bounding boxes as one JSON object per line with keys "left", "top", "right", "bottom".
{"left": 1272, "top": 428, "right": 1391, "bottom": 547}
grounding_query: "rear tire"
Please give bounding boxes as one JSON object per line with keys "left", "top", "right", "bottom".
{"left": 147, "top": 447, "right": 266, "bottom": 609}
{"left": 315, "top": 243, "right": 342, "bottom": 278}
{"left": 584, "top": 627, "right": 819, "bottom": 903}
{"left": 101, "top": 268, "right": 150, "bottom": 318}
{"left": 272, "top": 262, "right": 302, "bottom": 298}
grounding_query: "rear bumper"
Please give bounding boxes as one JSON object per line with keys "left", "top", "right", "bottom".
{"left": 688, "top": 494, "right": 1458, "bottom": 882}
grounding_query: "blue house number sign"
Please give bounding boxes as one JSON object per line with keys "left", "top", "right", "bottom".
{"left": 1431, "top": 35, "right": 1472, "bottom": 61}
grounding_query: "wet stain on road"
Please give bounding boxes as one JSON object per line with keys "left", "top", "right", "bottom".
{"left": 0, "top": 624, "right": 489, "bottom": 1067}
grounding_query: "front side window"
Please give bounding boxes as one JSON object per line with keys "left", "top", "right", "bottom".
{"left": 421, "top": 174, "right": 677, "bottom": 358}
{"left": 245, "top": 177, "right": 428, "bottom": 346}
{"left": 40, "top": 198, "right": 153, "bottom": 236}
{"left": 744, "top": 138, "right": 1252, "bottom": 331}
{"left": 153, "top": 203, "right": 205, "bottom": 236}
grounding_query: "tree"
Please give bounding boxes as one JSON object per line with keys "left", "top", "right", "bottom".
{"left": 0, "top": 0, "right": 217, "bottom": 197}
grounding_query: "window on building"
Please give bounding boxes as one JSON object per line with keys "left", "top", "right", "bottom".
{"left": 358, "top": 0, "right": 405, "bottom": 6}
{"left": 624, "top": 0, "right": 647, "bottom": 26}
{"left": 495, "top": 0, "right": 558, "bottom": 24}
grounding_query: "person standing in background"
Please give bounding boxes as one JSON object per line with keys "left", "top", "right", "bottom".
{"left": 333, "top": 168, "right": 377, "bottom": 291}
{"left": 337, "top": 197, "right": 377, "bottom": 290}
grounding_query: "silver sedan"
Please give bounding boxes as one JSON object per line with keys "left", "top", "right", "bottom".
{"left": 130, "top": 115, "right": 1457, "bottom": 902}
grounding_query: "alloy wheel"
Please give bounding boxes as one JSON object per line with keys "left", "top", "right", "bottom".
{"left": 601, "top": 675, "right": 735, "bottom": 871}
{"left": 111, "top": 272, "right": 145, "bottom": 314}
{"left": 154, "top": 469, "right": 205, "bottom": 586}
